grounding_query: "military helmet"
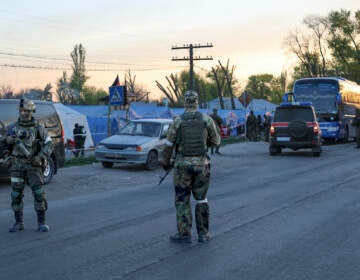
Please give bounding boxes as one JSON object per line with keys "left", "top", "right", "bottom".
{"left": 184, "top": 90, "right": 198, "bottom": 106}
{"left": 19, "top": 98, "right": 36, "bottom": 112}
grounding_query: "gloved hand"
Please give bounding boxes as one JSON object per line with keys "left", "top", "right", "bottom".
{"left": 162, "top": 162, "right": 174, "bottom": 172}
{"left": 6, "top": 136, "right": 15, "bottom": 145}
{"left": 3, "top": 156, "right": 13, "bottom": 169}
{"left": 31, "top": 156, "right": 43, "bottom": 167}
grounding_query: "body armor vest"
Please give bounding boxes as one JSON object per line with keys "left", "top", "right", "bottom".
{"left": 12, "top": 121, "right": 40, "bottom": 159}
{"left": 178, "top": 112, "right": 207, "bottom": 156}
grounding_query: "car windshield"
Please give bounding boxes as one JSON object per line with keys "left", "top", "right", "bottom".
{"left": 274, "top": 107, "right": 314, "bottom": 122}
{"left": 293, "top": 80, "right": 339, "bottom": 113}
{"left": 117, "top": 121, "right": 161, "bottom": 137}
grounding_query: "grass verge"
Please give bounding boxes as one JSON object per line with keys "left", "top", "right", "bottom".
{"left": 64, "top": 155, "right": 98, "bottom": 167}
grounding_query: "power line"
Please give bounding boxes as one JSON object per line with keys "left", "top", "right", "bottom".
{"left": 0, "top": 51, "right": 181, "bottom": 68}
{"left": 171, "top": 43, "right": 213, "bottom": 90}
{"left": 0, "top": 63, "right": 184, "bottom": 72}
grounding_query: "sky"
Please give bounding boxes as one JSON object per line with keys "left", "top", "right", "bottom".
{"left": 0, "top": 0, "right": 358, "bottom": 100}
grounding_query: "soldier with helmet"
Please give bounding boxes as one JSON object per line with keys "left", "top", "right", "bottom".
{"left": 161, "top": 90, "right": 220, "bottom": 243}
{"left": 4, "top": 98, "right": 53, "bottom": 232}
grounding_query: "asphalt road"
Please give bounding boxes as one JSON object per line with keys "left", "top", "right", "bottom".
{"left": 0, "top": 141, "right": 360, "bottom": 280}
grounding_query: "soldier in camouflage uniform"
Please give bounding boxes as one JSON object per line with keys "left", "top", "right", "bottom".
{"left": 209, "top": 108, "right": 223, "bottom": 154}
{"left": 162, "top": 90, "right": 220, "bottom": 243}
{"left": 5, "top": 99, "right": 54, "bottom": 232}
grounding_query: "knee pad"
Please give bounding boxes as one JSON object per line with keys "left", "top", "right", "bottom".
{"left": 11, "top": 177, "right": 24, "bottom": 188}
{"left": 195, "top": 198, "right": 208, "bottom": 204}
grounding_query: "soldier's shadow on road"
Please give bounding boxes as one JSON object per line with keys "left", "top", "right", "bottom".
{"left": 108, "top": 164, "right": 160, "bottom": 173}
{"left": 273, "top": 150, "right": 320, "bottom": 158}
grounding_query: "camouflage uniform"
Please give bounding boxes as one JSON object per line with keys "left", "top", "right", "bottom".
{"left": 246, "top": 111, "right": 257, "bottom": 141}
{"left": 6, "top": 99, "right": 53, "bottom": 232}
{"left": 209, "top": 108, "right": 223, "bottom": 154}
{"left": 165, "top": 91, "right": 220, "bottom": 243}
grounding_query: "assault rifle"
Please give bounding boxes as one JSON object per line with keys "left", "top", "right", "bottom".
{"left": 158, "top": 168, "right": 172, "bottom": 186}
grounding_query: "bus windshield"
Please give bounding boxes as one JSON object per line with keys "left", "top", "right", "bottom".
{"left": 293, "top": 80, "right": 339, "bottom": 114}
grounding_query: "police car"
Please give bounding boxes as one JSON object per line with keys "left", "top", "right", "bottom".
{"left": 269, "top": 102, "right": 322, "bottom": 157}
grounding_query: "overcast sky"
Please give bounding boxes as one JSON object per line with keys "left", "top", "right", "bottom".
{"left": 0, "top": 0, "right": 358, "bottom": 99}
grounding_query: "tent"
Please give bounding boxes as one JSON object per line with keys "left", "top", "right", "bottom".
{"left": 207, "top": 97, "right": 245, "bottom": 110}
{"left": 53, "top": 103, "right": 94, "bottom": 148}
{"left": 246, "top": 99, "right": 277, "bottom": 114}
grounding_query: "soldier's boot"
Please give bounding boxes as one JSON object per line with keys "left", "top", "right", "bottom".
{"left": 9, "top": 211, "right": 24, "bottom": 232}
{"left": 195, "top": 201, "right": 210, "bottom": 243}
{"left": 37, "top": 210, "right": 50, "bottom": 232}
{"left": 169, "top": 233, "right": 192, "bottom": 243}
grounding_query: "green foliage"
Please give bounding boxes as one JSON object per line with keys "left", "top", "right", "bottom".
{"left": 70, "top": 44, "right": 89, "bottom": 91}
{"left": 244, "top": 74, "right": 286, "bottom": 104}
{"left": 81, "top": 86, "right": 108, "bottom": 105}
{"left": 288, "top": 9, "right": 360, "bottom": 84}
{"left": 327, "top": 9, "right": 360, "bottom": 83}
{"left": 64, "top": 155, "right": 97, "bottom": 167}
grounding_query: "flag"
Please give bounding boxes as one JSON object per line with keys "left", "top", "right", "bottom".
{"left": 111, "top": 75, "right": 120, "bottom": 86}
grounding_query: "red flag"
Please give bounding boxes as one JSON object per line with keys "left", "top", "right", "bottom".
{"left": 111, "top": 75, "right": 120, "bottom": 86}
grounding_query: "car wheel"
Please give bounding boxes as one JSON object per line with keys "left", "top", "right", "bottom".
{"left": 42, "top": 157, "right": 55, "bottom": 185}
{"left": 102, "top": 162, "right": 114, "bottom": 168}
{"left": 146, "top": 150, "right": 158, "bottom": 170}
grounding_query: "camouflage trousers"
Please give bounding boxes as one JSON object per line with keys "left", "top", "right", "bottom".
{"left": 173, "top": 163, "right": 210, "bottom": 236}
{"left": 10, "top": 169, "right": 47, "bottom": 212}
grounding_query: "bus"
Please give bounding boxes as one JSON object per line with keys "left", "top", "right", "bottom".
{"left": 283, "top": 77, "right": 360, "bottom": 141}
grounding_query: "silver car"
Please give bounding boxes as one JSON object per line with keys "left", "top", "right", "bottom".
{"left": 95, "top": 118, "right": 173, "bottom": 170}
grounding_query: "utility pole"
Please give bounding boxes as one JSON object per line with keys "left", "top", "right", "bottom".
{"left": 171, "top": 43, "right": 213, "bottom": 91}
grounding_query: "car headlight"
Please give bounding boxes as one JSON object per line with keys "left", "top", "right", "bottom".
{"left": 96, "top": 144, "right": 105, "bottom": 150}
{"left": 124, "top": 146, "right": 143, "bottom": 151}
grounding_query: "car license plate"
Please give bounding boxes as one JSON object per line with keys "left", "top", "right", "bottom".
{"left": 277, "top": 137, "right": 290, "bottom": 141}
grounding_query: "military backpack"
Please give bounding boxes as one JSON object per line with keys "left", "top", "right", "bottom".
{"left": 177, "top": 111, "right": 207, "bottom": 156}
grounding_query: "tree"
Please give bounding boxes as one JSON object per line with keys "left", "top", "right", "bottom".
{"left": 155, "top": 73, "right": 184, "bottom": 107}
{"left": 70, "top": 44, "right": 89, "bottom": 92}
{"left": 284, "top": 29, "right": 323, "bottom": 77}
{"left": 81, "top": 86, "right": 108, "bottom": 105}
{"left": 0, "top": 84, "right": 14, "bottom": 98}
{"left": 56, "top": 71, "right": 80, "bottom": 104}
{"left": 218, "top": 59, "right": 237, "bottom": 110}
{"left": 125, "top": 69, "right": 150, "bottom": 102}
{"left": 209, "top": 66, "right": 225, "bottom": 109}
{"left": 303, "top": 15, "right": 330, "bottom": 76}
{"left": 327, "top": 9, "right": 360, "bottom": 82}
{"left": 245, "top": 74, "right": 273, "bottom": 100}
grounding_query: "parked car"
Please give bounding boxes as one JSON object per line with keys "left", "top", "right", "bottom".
{"left": 269, "top": 102, "right": 322, "bottom": 157}
{"left": 0, "top": 99, "right": 65, "bottom": 184}
{"left": 95, "top": 118, "right": 173, "bottom": 170}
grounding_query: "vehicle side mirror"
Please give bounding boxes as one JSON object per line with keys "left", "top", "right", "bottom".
{"left": 160, "top": 133, "right": 167, "bottom": 139}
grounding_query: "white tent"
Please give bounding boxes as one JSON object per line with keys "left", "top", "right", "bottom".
{"left": 54, "top": 103, "right": 94, "bottom": 148}
{"left": 246, "top": 99, "right": 277, "bottom": 113}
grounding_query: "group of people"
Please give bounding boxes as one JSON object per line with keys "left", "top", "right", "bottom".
{"left": 0, "top": 93, "right": 220, "bottom": 245}
{"left": 246, "top": 110, "right": 271, "bottom": 142}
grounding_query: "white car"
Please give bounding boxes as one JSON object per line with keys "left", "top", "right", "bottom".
{"left": 95, "top": 118, "right": 173, "bottom": 170}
